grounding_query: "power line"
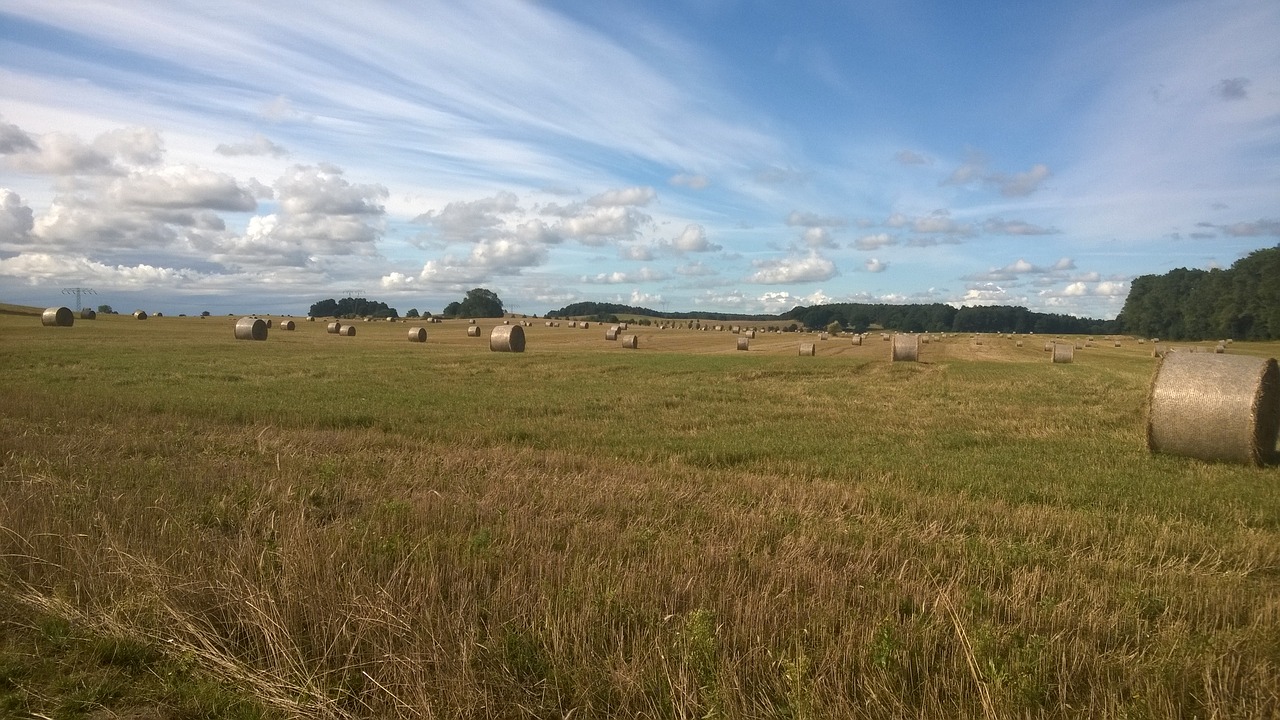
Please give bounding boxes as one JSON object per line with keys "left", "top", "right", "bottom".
{"left": 62, "top": 287, "right": 96, "bottom": 310}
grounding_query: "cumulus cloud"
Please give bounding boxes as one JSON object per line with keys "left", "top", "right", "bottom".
{"left": 0, "top": 118, "right": 38, "bottom": 154}
{"left": 0, "top": 189, "right": 34, "bottom": 242}
{"left": 276, "top": 164, "right": 387, "bottom": 215}
{"left": 1060, "top": 280, "right": 1128, "bottom": 297}
{"left": 964, "top": 257, "right": 1078, "bottom": 282}
{"left": 415, "top": 191, "right": 521, "bottom": 242}
{"left": 0, "top": 251, "right": 209, "bottom": 287}
{"left": 215, "top": 133, "right": 289, "bottom": 157}
{"left": 619, "top": 243, "right": 654, "bottom": 261}
{"left": 853, "top": 232, "right": 896, "bottom": 251}
{"left": 864, "top": 258, "right": 888, "bottom": 273}
{"left": 669, "top": 173, "right": 709, "bottom": 189}
{"left": 942, "top": 153, "right": 1051, "bottom": 197}
{"left": 893, "top": 209, "right": 975, "bottom": 236}
{"left": 746, "top": 252, "right": 836, "bottom": 284}
{"left": 557, "top": 205, "right": 649, "bottom": 245}
{"left": 582, "top": 266, "right": 667, "bottom": 284}
{"left": 665, "top": 223, "right": 722, "bottom": 253}
{"left": 107, "top": 166, "right": 257, "bottom": 212}
{"left": 800, "top": 227, "right": 838, "bottom": 249}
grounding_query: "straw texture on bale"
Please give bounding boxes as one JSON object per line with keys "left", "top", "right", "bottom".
{"left": 490, "top": 325, "right": 525, "bottom": 352}
{"left": 79, "top": 308, "right": 96, "bottom": 320}
{"left": 408, "top": 327, "right": 427, "bottom": 342}
{"left": 606, "top": 326, "right": 620, "bottom": 341}
{"left": 737, "top": 337, "right": 750, "bottom": 351}
{"left": 1147, "top": 352, "right": 1279, "bottom": 465}
{"left": 280, "top": 320, "right": 295, "bottom": 331}
{"left": 1114, "top": 342, "right": 1121, "bottom": 348}
{"left": 233, "top": 317, "right": 268, "bottom": 341}
{"left": 340, "top": 325, "right": 356, "bottom": 336}
{"left": 467, "top": 325, "right": 481, "bottom": 337}
{"left": 1052, "top": 343, "right": 1074, "bottom": 364}
{"left": 133, "top": 310, "right": 148, "bottom": 320}
{"left": 42, "top": 306, "right": 74, "bottom": 327}
{"left": 799, "top": 342, "right": 816, "bottom": 356}
{"left": 621, "top": 334, "right": 639, "bottom": 349}
{"left": 891, "top": 334, "right": 919, "bottom": 362}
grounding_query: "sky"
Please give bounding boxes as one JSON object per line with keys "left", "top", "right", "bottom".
{"left": 0, "top": 0, "right": 1277, "bottom": 319}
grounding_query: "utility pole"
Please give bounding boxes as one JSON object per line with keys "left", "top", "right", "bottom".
{"left": 62, "top": 287, "right": 96, "bottom": 311}
{"left": 342, "top": 289, "right": 365, "bottom": 298}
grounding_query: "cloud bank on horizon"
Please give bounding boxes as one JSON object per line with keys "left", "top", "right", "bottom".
{"left": 1, "top": 0, "right": 1277, "bottom": 318}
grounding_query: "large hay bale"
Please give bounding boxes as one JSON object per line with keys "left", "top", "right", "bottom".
{"left": 340, "top": 325, "right": 356, "bottom": 336}
{"left": 408, "top": 327, "right": 427, "bottom": 342}
{"left": 621, "top": 334, "right": 639, "bottom": 349}
{"left": 41, "top": 306, "right": 74, "bottom": 327}
{"left": 1147, "top": 352, "right": 1279, "bottom": 465}
{"left": 737, "top": 337, "right": 750, "bottom": 351}
{"left": 327, "top": 322, "right": 342, "bottom": 334}
{"left": 799, "top": 342, "right": 816, "bottom": 356}
{"left": 280, "top": 320, "right": 296, "bottom": 331}
{"left": 606, "top": 325, "right": 621, "bottom": 341}
{"left": 467, "top": 325, "right": 481, "bottom": 337}
{"left": 133, "top": 310, "right": 148, "bottom": 320}
{"left": 233, "top": 316, "right": 268, "bottom": 341}
{"left": 490, "top": 325, "right": 525, "bottom": 352}
{"left": 891, "top": 334, "right": 919, "bottom": 362}
{"left": 1052, "top": 343, "right": 1074, "bottom": 364}
{"left": 79, "top": 308, "right": 96, "bottom": 320}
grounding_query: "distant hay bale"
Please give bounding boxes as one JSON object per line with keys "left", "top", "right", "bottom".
{"left": 42, "top": 306, "right": 74, "bottom": 327}
{"left": 851, "top": 335, "right": 862, "bottom": 346}
{"left": 882, "top": 334, "right": 890, "bottom": 341}
{"left": 503, "top": 319, "right": 511, "bottom": 325}
{"left": 133, "top": 310, "right": 148, "bottom": 320}
{"left": 1137, "top": 338, "right": 1145, "bottom": 344}
{"left": 619, "top": 323, "right": 628, "bottom": 330}
{"left": 892, "top": 334, "right": 919, "bottom": 362}
{"left": 1044, "top": 342, "right": 1053, "bottom": 352}
{"left": 340, "top": 325, "right": 356, "bottom": 336}
{"left": 570, "top": 321, "right": 578, "bottom": 328}
{"left": 581, "top": 322, "right": 590, "bottom": 329}
{"left": 467, "top": 325, "right": 481, "bottom": 337}
{"left": 1215, "top": 344, "right": 1226, "bottom": 354}
{"left": 490, "top": 325, "right": 526, "bottom": 352}
{"left": 234, "top": 316, "right": 268, "bottom": 341}
{"left": 745, "top": 330, "right": 756, "bottom": 339}
{"left": 280, "top": 320, "right": 296, "bottom": 331}
{"left": 308, "top": 316, "right": 316, "bottom": 322}
{"left": 1114, "top": 341, "right": 1121, "bottom": 347}
{"left": 799, "top": 342, "right": 816, "bottom": 356}
{"left": 546, "top": 321, "right": 555, "bottom": 327}
{"left": 1074, "top": 343, "right": 1083, "bottom": 350}
{"left": 154, "top": 312, "right": 163, "bottom": 317}
{"left": 737, "top": 337, "right": 750, "bottom": 351}
{"left": 79, "top": 308, "right": 96, "bottom": 320}
{"left": 1016, "top": 340, "right": 1023, "bottom": 347}
{"left": 606, "top": 325, "right": 621, "bottom": 340}
{"left": 327, "top": 322, "right": 342, "bottom": 334}
{"left": 621, "top": 334, "right": 638, "bottom": 349}
{"left": 1147, "top": 352, "right": 1279, "bottom": 465}
{"left": 469, "top": 319, "right": 477, "bottom": 325}
{"left": 974, "top": 339, "right": 983, "bottom": 346}
{"left": 1052, "top": 343, "right": 1074, "bottom": 364}
{"left": 408, "top": 327, "right": 427, "bottom": 342}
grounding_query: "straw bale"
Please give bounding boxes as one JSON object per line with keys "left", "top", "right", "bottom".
{"left": 799, "top": 342, "right": 816, "bottom": 356}
{"left": 280, "top": 320, "right": 296, "bottom": 331}
{"left": 327, "top": 322, "right": 342, "bottom": 334}
{"left": 546, "top": 321, "right": 555, "bottom": 327}
{"left": 1052, "top": 343, "right": 1074, "bottom": 364}
{"left": 1215, "top": 344, "right": 1226, "bottom": 354}
{"left": 891, "top": 334, "right": 919, "bottom": 362}
{"left": 340, "top": 325, "right": 356, "bottom": 336}
{"left": 308, "top": 316, "right": 316, "bottom": 322}
{"left": 619, "top": 323, "right": 628, "bottom": 330}
{"left": 1016, "top": 340, "right": 1023, "bottom": 348}
{"left": 570, "top": 321, "right": 578, "bottom": 328}
{"left": 467, "top": 325, "right": 481, "bottom": 337}
{"left": 133, "top": 310, "right": 148, "bottom": 320}
{"left": 491, "top": 325, "right": 526, "bottom": 352}
{"left": 79, "top": 308, "right": 96, "bottom": 320}
{"left": 233, "top": 316, "right": 268, "bottom": 341}
{"left": 581, "top": 322, "right": 590, "bottom": 329}
{"left": 851, "top": 335, "right": 862, "bottom": 346}
{"left": 408, "top": 327, "right": 427, "bottom": 342}
{"left": 974, "top": 339, "right": 983, "bottom": 346}
{"left": 1044, "top": 342, "right": 1053, "bottom": 352}
{"left": 41, "top": 306, "right": 74, "bottom": 327}
{"left": 606, "top": 325, "right": 621, "bottom": 340}
{"left": 1147, "top": 352, "right": 1279, "bottom": 465}
{"left": 745, "top": 330, "right": 756, "bottom": 339}
{"left": 737, "top": 337, "right": 750, "bottom": 351}
{"left": 1114, "top": 342, "right": 1121, "bottom": 348}
{"left": 621, "top": 334, "right": 639, "bottom": 349}
{"left": 504, "top": 319, "right": 511, "bottom": 325}
{"left": 469, "top": 319, "right": 477, "bottom": 324}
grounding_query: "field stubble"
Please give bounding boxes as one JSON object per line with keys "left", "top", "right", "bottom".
{"left": 1, "top": 314, "right": 1278, "bottom": 718}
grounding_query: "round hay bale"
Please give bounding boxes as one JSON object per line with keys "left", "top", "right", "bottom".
{"left": 133, "top": 310, "right": 148, "bottom": 320}
{"left": 891, "top": 334, "right": 919, "bottom": 362}
{"left": 1044, "top": 342, "right": 1053, "bottom": 352}
{"left": 799, "top": 342, "right": 816, "bottom": 356}
{"left": 280, "top": 320, "right": 296, "bottom": 331}
{"left": 1137, "top": 338, "right": 1145, "bottom": 344}
{"left": 1147, "top": 352, "right": 1279, "bottom": 465}
{"left": 408, "top": 327, "right": 427, "bottom": 342}
{"left": 490, "top": 325, "right": 525, "bottom": 352}
{"left": 327, "top": 322, "right": 342, "bottom": 334}
{"left": 41, "top": 306, "right": 74, "bottom": 327}
{"left": 308, "top": 316, "right": 316, "bottom": 322}
{"left": 745, "top": 330, "right": 756, "bottom": 339}
{"left": 265, "top": 318, "right": 274, "bottom": 329}
{"left": 851, "top": 335, "right": 862, "bottom": 346}
{"left": 1215, "top": 344, "right": 1226, "bottom": 354}
{"left": 469, "top": 319, "right": 477, "bottom": 325}
{"left": 1074, "top": 343, "right": 1084, "bottom": 350}
{"left": 1016, "top": 340, "right": 1023, "bottom": 348}
{"left": 546, "top": 321, "right": 555, "bottom": 327}
{"left": 503, "top": 319, "right": 511, "bottom": 325}
{"left": 340, "top": 325, "right": 356, "bottom": 336}
{"left": 569, "top": 321, "right": 578, "bottom": 328}
{"left": 234, "top": 316, "right": 268, "bottom": 341}
{"left": 1052, "top": 343, "right": 1074, "bottom": 364}
{"left": 621, "top": 334, "right": 639, "bottom": 349}
{"left": 467, "top": 325, "right": 481, "bottom": 337}
{"left": 605, "top": 325, "right": 621, "bottom": 341}
{"left": 79, "top": 308, "right": 96, "bottom": 320}
{"left": 737, "top": 337, "right": 750, "bottom": 351}
{"left": 619, "top": 322, "right": 628, "bottom": 330}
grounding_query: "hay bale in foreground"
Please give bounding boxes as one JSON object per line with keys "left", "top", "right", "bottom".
{"left": 233, "top": 316, "right": 268, "bottom": 341}
{"left": 891, "top": 334, "right": 919, "bottom": 362}
{"left": 467, "top": 325, "right": 481, "bottom": 337}
{"left": 606, "top": 325, "right": 621, "bottom": 341}
{"left": 280, "top": 320, "right": 296, "bottom": 331}
{"left": 737, "top": 337, "right": 749, "bottom": 351}
{"left": 327, "top": 322, "right": 342, "bottom": 334}
{"left": 408, "top": 327, "right": 427, "bottom": 342}
{"left": 799, "top": 342, "right": 816, "bottom": 356}
{"left": 42, "top": 306, "right": 74, "bottom": 327}
{"left": 1147, "top": 352, "right": 1279, "bottom": 465}
{"left": 79, "top": 308, "right": 96, "bottom": 320}
{"left": 1052, "top": 343, "right": 1074, "bottom": 364}
{"left": 620, "top": 334, "right": 639, "bottom": 349}
{"left": 490, "top": 325, "right": 525, "bottom": 352}
{"left": 133, "top": 310, "right": 148, "bottom": 320}
{"left": 340, "top": 325, "right": 356, "bottom": 336}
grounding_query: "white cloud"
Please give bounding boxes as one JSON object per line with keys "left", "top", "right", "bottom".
{"left": 587, "top": 186, "right": 655, "bottom": 207}
{"left": 214, "top": 133, "right": 289, "bottom": 157}
{"left": 786, "top": 210, "right": 846, "bottom": 227}
{"left": 675, "top": 260, "right": 716, "bottom": 276}
{"left": 276, "top": 164, "right": 387, "bottom": 216}
{"left": 864, "top": 258, "right": 888, "bottom": 273}
{"left": 629, "top": 289, "right": 663, "bottom": 305}
{"left": 557, "top": 205, "right": 648, "bottom": 245}
{"left": 801, "top": 227, "right": 838, "bottom": 249}
{"left": 1062, "top": 281, "right": 1088, "bottom": 296}
{"left": 0, "top": 117, "right": 38, "bottom": 154}
{"left": 107, "top": 166, "right": 256, "bottom": 211}
{"left": 853, "top": 232, "right": 895, "bottom": 251}
{"left": 582, "top": 266, "right": 666, "bottom": 284}
{"left": 746, "top": 252, "right": 836, "bottom": 284}
{"left": 415, "top": 191, "right": 521, "bottom": 242}
{"left": 0, "top": 189, "right": 34, "bottom": 241}
{"left": 666, "top": 223, "right": 722, "bottom": 253}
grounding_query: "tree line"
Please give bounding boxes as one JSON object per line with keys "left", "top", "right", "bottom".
{"left": 1118, "top": 245, "right": 1280, "bottom": 340}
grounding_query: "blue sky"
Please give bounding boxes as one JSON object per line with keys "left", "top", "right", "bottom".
{"left": 0, "top": 0, "right": 1277, "bottom": 318}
